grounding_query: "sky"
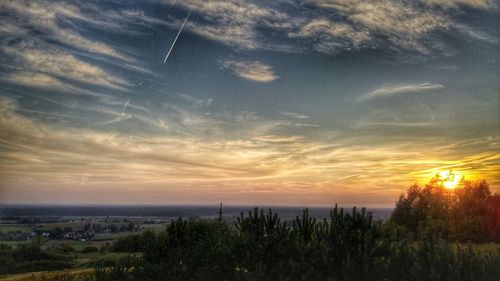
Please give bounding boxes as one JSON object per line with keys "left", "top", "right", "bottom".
{"left": 0, "top": 0, "right": 499, "bottom": 206}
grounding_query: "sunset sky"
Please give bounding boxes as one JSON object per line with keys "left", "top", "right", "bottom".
{"left": 0, "top": 0, "right": 499, "bottom": 206}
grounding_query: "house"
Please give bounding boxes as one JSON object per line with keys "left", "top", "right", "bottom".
{"left": 64, "top": 232, "right": 76, "bottom": 239}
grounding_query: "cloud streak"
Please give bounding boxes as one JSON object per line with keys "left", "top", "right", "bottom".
{"left": 2, "top": 41, "right": 131, "bottom": 92}
{"left": 0, "top": 1, "right": 131, "bottom": 61}
{"left": 163, "top": 0, "right": 496, "bottom": 56}
{"left": 1, "top": 96, "right": 498, "bottom": 205}
{"left": 423, "top": 0, "right": 495, "bottom": 9}
{"left": 359, "top": 83, "right": 445, "bottom": 101}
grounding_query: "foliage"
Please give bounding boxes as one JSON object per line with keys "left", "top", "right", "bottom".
{"left": 81, "top": 246, "right": 99, "bottom": 253}
{"left": 392, "top": 177, "right": 499, "bottom": 242}
{"left": 91, "top": 206, "right": 499, "bottom": 281}
{"left": 0, "top": 240, "right": 75, "bottom": 275}
{"left": 2, "top": 179, "right": 499, "bottom": 281}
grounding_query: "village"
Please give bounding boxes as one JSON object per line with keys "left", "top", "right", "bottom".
{"left": 0, "top": 216, "right": 164, "bottom": 245}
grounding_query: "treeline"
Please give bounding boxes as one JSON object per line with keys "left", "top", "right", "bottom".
{"left": 392, "top": 179, "right": 500, "bottom": 242}
{"left": 101, "top": 205, "right": 499, "bottom": 281}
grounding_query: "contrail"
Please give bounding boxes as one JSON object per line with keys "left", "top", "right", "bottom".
{"left": 121, "top": 98, "right": 130, "bottom": 114}
{"left": 102, "top": 98, "right": 130, "bottom": 125}
{"left": 163, "top": 9, "right": 192, "bottom": 64}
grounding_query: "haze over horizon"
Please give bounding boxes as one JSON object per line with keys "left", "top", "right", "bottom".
{"left": 0, "top": 0, "right": 499, "bottom": 206}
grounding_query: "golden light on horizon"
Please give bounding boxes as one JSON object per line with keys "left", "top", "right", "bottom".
{"left": 439, "top": 171, "right": 462, "bottom": 190}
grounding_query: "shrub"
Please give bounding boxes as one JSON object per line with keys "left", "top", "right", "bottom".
{"left": 81, "top": 246, "right": 99, "bottom": 253}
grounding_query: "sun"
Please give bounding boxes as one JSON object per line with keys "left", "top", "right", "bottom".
{"left": 439, "top": 171, "right": 461, "bottom": 189}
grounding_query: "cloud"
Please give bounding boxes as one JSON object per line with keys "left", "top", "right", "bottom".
{"left": 0, "top": 1, "right": 498, "bottom": 204}
{"left": 169, "top": 0, "right": 453, "bottom": 54}
{"left": 354, "top": 121, "right": 435, "bottom": 128}
{"left": 0, "top": 1, "right": 130, "bottom": 61}
{"left": 306, "top": 0, "right": 452, "bottom": 54}
{"left": 167, "top": 0, "right": 497, "bottom": 56}
{"left": 178, "top": 94, "right": 213, "bottom": 108}
{"left": 168, "top": 0, "right": 293, "bottom": 50}
{"left": 359, "top": 83, "right": 444, "bottom": 101}
{"left": 423, "top": 0, "right": 495, "bottom": 9}
{"left": 0, "top": 97, "right": 288, "bottom": 186}
{"left": 2, "top": 0, "right": 492, "bottom": 65}
{"left": 3, "top": 72, "right": 114, "bottom": 98}
{"left": 1, "top": 96, "right": 498, "bottom": 204}
{"left": 280, "top": 112, "right": 310, "bottom": 119}
{"left": 222, "top": 60, "right": 279, "bottom": 82}
{"left": 0, "top": 1, "right": 147, "bottom": 99}
{"left": 291, "top": 19, "right": 371, "bottom": 53}
{"left": 2, "top": 43, "right": 130, "bottom": 91}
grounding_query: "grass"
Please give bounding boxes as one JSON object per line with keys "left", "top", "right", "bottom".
{"left": 0, "top": 240, "right": 32, "bottom": 247}
{"left": 41, "top": 240, "right": 136, "bottom": 267}
{"left": 0, "top": 225, "right": 32, "bottom": 233}
{"left": 42, "top": 240, "right": 106, "bottom": 251}
{"left": 0, "top": 268, "right": 94, "bottom": 281}
{"left": 36, "top": 221, "right": 92, "bottom": 231}
{"left": 91, "top": 233, "right": 132, "bottom": 242}
{"left": 73, "top": 252, "right": 136, "bottom": 267}
{"left": 466, "top": 242, "right": 500, "bottom": 254}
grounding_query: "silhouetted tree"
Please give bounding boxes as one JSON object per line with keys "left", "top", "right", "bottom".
{"left": 392, "top": 176, "right": 498, "bottom": 242}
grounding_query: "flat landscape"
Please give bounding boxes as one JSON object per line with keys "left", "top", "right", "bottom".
{"left": 0, "top": 0, "right": 498, "bottom": 280}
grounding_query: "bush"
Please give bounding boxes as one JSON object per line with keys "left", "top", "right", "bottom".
{"left": 81, "top": 246, "right": 99, "bottom": 253}
{"left": 0, "top": 242, "right": 75, "bottom": 275}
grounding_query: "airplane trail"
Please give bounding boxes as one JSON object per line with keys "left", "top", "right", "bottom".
{"left": 102, "top": 98, "right": 130, "bottom": 125}
{"left": 163, "top": 9, "right": 192, "bottom": 64}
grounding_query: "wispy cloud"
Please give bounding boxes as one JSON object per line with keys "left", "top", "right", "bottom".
{"left": 222, "top": 60, "right": 279, "bottom": 82}
{"left": 0, "top": 1, "right": 131, "bottom": 61}
{"left": 2, "top": 43, "right": 130, "bottom": 91}
{"left": 290, "top": 19, "right": 371, "bottom": 53}
{"left": 178, "top": 94, "right": 213, "bottom": 108}
{"left": 305, "top": 0, "right": 453, "bottom": 54}
{"left": 358, "top": 83, "right": 444, "bottom": 101}
{"left": 3, "top": 72, "right": 114, "bottom": 98}
{"left": 280, "top": 112, "right": 310, "bottom": 119}
{"left": 0, "top": 95, "right": 498, "bottom": 205}
{"left": 167, "top": 0, "right": 479, "bottom": 55}
{"left": 168, "top": 0, "right": 293, "bottom": 50}
{"left": 0, "top": 1, "right": 498, "bottom": 205}
{"left": 2, "top": 96, "right": 497, "bottom": 202}
{"left": 423, "top": 0, "right": 495, "bottom": 9}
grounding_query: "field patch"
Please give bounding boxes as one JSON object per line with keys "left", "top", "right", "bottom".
{"left": 0, "top": 268, "right": 93, "bottom": 281}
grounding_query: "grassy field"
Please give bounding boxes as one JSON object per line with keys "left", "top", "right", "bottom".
{"left": 0, "top": 225, "right": 32, "bottom": 233}
{"left": 0, "top": 268, "right": 94, "bottom": 281}
{"left": 42, "top": 239, "right": 106, "bottom": 250}
{"left": 36, "top": 221, "right": 99, "bottom": 231}
{"left": 465, "top": 242, "right": 500, "bottom": 254}
{"left": 0, "top": 240, "right": 32, "bottom": 247}
{"left": 91, "top": 232, "right": 134, "bottom": 242}
{"left": 141, "top": 223, "right": 167, "bottom": 232}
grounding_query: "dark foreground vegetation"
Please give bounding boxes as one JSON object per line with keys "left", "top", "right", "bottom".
{"left": 0, "top": 240, "right": 74, "bottom": 274}
{"left": 1, "top": 177, "right": 499, "bottom": 281}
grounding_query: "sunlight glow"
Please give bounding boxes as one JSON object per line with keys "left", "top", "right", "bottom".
{"left": 439, "top": 171, "right": 462, "bottom": 189}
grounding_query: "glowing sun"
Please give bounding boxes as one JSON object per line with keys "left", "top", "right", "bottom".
{"left": 439, "top": 171, "right": 461, "bottom": 189}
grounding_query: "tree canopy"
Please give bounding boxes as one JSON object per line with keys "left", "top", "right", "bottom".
{"left": 391, "top": 175, "right": 500, "bottom": 242}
